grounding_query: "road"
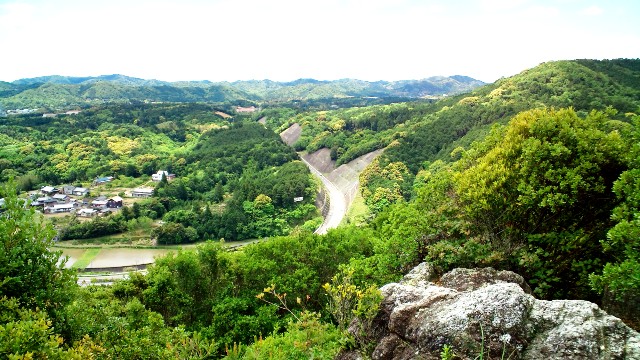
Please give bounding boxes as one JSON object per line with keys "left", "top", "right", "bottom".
{"left": 301, "top": 158, "right": 347, "bottom": 235}
{"left": 77, "top": 272, "right": 139, "bottom": 287}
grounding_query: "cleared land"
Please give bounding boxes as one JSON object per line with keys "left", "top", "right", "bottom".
{"left": 279, "top": 122, "right": 302, "bottom": 146}
{"left": 84, "top": 248, "right": 174, "bottom": 268}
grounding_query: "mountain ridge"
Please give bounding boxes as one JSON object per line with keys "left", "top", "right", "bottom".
{"left": 0, "top": 74, "right": 485, "bottom": 110}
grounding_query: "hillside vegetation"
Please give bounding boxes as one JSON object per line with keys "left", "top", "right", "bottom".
{"left": 2, "top": 59, "right": 640, "bottom": 359}
{"left": 1, "top": 102, "right": 318, "bottom": 243}
{"left": 0, "top": 75, "right": 483, "bottom": 111}
{"left": 275, "top": 59, "right": 640, "bottom": 174}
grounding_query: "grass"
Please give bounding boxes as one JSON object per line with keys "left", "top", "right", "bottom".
{"left": 61, "top": 221, "right": 157, "bottom": 247}
{"left": 71, "top": 248, "right": 102, "bottom": 269}
{"left": 342, "top": 190, "right": 370, "bottom": 226}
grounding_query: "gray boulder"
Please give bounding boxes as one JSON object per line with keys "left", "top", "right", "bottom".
{"left": 347, "top": 264, "right": 640, "bottom": 360}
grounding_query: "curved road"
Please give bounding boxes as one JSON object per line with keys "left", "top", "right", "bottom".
{"left": 301, "top": 158, "right": 347, "bottom": 235}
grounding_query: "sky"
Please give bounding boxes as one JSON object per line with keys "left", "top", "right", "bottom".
{"left": 0, "top": 0, "right": 638, "bottom": 83}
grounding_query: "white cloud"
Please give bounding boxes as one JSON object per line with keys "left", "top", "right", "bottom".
{"left": 581, "top": 5, "right": 603, "bottom": 16}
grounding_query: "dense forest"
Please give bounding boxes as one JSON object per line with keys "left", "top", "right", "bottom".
{"left": 1, "top": 58, "right": 640, "bottom": 359}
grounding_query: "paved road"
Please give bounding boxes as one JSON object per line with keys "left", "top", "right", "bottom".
{"left": 301, "top": 158, "right": 347, "bottom": 235}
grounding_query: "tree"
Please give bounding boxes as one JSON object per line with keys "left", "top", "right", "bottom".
{"left": 0, "top": 297, "right": 100, "bottom": 359}
{"left": 212, "top": 182, "right": 224, "bottom": 203}
{"left": 453, "top": 108, "right": 627, "bottom": 299}
{"left": 590, "top": 115, "right": 640, "bottom": 324}
{"left": 153, "top": 222, "right": 199, "bottom": 245}
{"left": 0, "top": 181, "right": 76, "bottom": 338}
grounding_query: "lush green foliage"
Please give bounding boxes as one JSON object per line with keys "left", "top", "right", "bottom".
{"left": 590, "top": 115, "right": 640, "bottom": 304}
{"left": 0, "top": 102, "right": 226, "bottom": 185}
{"left": 384, "top": 59, "right": 640, "bottom": 172}
{"left": 370, "top": 108, "right": 629, "bottom": 300}
{"left": 3, "top": 59, "right": 640, "bottom": 358}
{"left": 0, "top": 183, "right": 76, "bottom": 337}
{"left": 359, "top": 158, "right": 414, "bottom": 213}
{"left": 1, "top": 102, "right": 317, "bottom": 243}
{"left": 271, "top": 60, "right": 640, "bottom": 177}
{"left": 224, "top": 312, "right": 343, "bottom": 360}
{"left": 102, "top": 227, "right": 375, "bottom": 355}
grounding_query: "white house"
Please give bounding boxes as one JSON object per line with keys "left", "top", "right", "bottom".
{"left": 40, "top": 186, "right": 58, "bottom": 195}
{"left": 44, "top": 203, "right": 74, "bottom": 214}
{"left": 131, "top": 188, "right": 154, "bottom": 198}
{"left": 72, "top": 187, "right": 89, "bottom": 197}
{"left": 53, "top": 194, "right": 69, "bottom": 202}
{"left": 78, "top": 208, "right": 98, "bottom": 217}
{"left": 151, "top": 170, "right": 175, "bottom": 182}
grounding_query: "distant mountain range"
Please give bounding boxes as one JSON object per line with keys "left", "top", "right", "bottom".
{"left": 0, "top": 74, "right": 484, "bottom": 110}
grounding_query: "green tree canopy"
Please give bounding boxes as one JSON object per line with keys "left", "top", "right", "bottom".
{"left": 0, "top": 182, "right": 76, "bottom": 334}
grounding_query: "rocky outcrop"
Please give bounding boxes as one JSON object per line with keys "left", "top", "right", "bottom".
{"left": 341, "top": 264, "right": 640, "bottom": 360}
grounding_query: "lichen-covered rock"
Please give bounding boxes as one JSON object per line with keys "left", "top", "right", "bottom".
{"left": 347, "top": 264, "right": 640, "bottom": 360}
{"left": 439, "top": 267, "right": 532, "bottom": 294}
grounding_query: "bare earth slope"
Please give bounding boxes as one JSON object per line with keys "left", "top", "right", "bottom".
{"left": 279, "top": 123, "right": 302, "bottom": 146}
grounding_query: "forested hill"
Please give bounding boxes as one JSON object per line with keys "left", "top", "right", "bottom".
{"left": 280, "top": 59, "right": 640, "bottom": 173}
{"left": 383, "top": 58, "right": 640, "bottom": 171}
{"left": 0, "top": 75, "right": 484, "bottom": 111}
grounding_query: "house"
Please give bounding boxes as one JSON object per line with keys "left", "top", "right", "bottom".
{"left": 33, "top": 196, "right": 57, "bottom": 206}
{"left": 107, "top": 196, "right": 123, "bottom": 208}
{"left": 40, "top": 186, "right": 58, "bottom": 195}
{"left": 72, "top": 187, "right": 89, "bottom": 197}
{"left": 91, "top": 199, "right": 108, "bottom": 209}
{"left": 62, "top": 185, "right": 76, "bottom": 195}
{"left": 94, "top": 176, "right": 114, "bottom": 185}
{"left": 131, "top": 188, "right": 154, "bottom": 198}
{"left": 52, "top": 194, "right": 69, "bottom": 203}
{"left": 44, "top": 203, "right": 74, "bottom": 214}
{"left": 151, "top": 170, "right": 175, "bottom": 182}
{"left": 78, "top": 208, "right": 98, "bottom": 217}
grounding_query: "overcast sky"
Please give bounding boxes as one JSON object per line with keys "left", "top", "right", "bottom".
{"left": 1, "top": 0, "right": 638, "bottom": 83}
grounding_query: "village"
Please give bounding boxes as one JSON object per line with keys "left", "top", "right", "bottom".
{"left": 26, "top": 170, "right": 175, "bottom": 219}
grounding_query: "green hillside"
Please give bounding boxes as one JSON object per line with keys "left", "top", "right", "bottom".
{"left": 384, "top": 59, "right": 640, "bottom": 171}
{"left": 2, "top": 58, "right": 640, "bottom": 358}
{"left": 281, "top": 59, "right": 640, "bottom": 173}
{"left": 0, "top": 75, "right": 484, "bottom": 111}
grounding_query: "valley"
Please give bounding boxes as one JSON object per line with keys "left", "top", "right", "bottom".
{"left": 2, "top": 58, "right": 640, "bottom": 359}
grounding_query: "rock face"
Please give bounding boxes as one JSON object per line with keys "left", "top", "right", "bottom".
{"left": 345, "top": 264, "right": 640, "bottom": 360}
